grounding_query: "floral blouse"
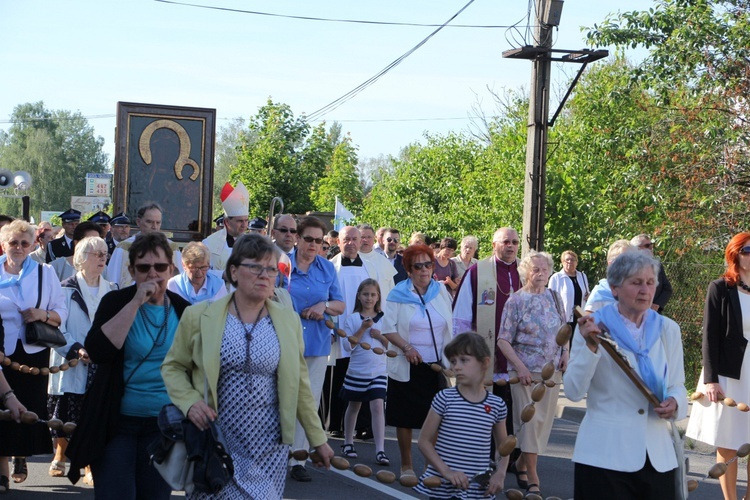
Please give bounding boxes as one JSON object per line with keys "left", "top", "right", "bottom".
{"left": 498, "top": 289, "right": 565, "bottom": 373}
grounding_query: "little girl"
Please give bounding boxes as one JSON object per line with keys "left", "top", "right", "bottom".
{"left": 415, "top": 332, "right": 509, "bottom": 498}
{"left": 340, "top": 279, "right": 390, "bottom": 466}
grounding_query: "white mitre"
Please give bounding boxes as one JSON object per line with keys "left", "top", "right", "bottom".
{"left": 220, "top": 181, "right": 250, "bottom": 217}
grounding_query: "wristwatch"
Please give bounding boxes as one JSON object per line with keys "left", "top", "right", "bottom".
{"left": 324, "top": 301, "right": 330, "bottom": 312}
{"left": 45, "top": 310, "right": 50, "bottom": 323}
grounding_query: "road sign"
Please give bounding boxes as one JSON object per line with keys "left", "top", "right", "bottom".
{"left": 86, "top": 173, "right": 112, "bottom": 197}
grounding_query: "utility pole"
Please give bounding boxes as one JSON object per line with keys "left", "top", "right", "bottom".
{"left": 522, "top": 0, "right": 554, "bottom": 254}
{"left": 503, "top": 0, "right": 607, "bottom": 255}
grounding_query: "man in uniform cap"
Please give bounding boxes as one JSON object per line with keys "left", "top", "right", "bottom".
{"left": 213, "top": 215, "right": 225, "bottom": 233}
{"left": 106, "top": 212, "right": 131, "bottom": 259}
{"left": 248, "top": 217, "right": 267, "bottom": 235}
{"left": 46, "top": 208, "right": 81, "bottom": 262}
{"left": 202, "top": 182, "right": 249, "bottom": 271}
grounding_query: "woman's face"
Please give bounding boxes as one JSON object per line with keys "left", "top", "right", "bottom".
{"left": 440, "top": 247, "right": 456, "bottom": 259}
{"left": 525, "top": 256, "right": 551, "bottom": 289}
{"left": 130, "top": 248, "right": 172, "bottom": 301}
{"left": 612, "top": 266, "right": 657, "bottom": 318}
{"left": 562, "top": 254, "right": 578, "bottom": 275}
{"left": 230, "top": 254, "right": 279, "bottom": 304}
{"left": 81, "top": 246, "right": 107, "bottom": 277}
{"left": 184, "top": 259, "right": 210, "bottom": 287}
{"left": 3, "top": 232, "right": 33, "bottom": 263}
{"left": 409, "top": 253, "right": 434, "bottom": 289}
{"left": 460, "top": 242, "right": 476, "bottom": 261}
{"left": 297, "top": 227, "right": 324, "bottom": 262}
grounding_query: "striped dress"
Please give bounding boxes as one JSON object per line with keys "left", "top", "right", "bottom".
{"left": 414, "top": 387, "right": 508, "bottom": 499}
{"left": 339, "top": 314, "right": 388, "bottom": 401}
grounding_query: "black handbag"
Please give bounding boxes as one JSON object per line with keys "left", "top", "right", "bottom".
{"left": 24, "top": 264, "right": 66, "bottom": 348}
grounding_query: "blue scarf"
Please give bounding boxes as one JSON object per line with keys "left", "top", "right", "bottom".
{"left": 594, "top": 303, "right": 665, "bottom": 401}
{"left": 0, "top": 255, "right": 36, "bottom": 301}
{"left": 174, "top": 271, "right": 225, "bottom": 305}
{"left": 587, "top": 279, "right": 614, "bottom": 307}
{"left": 387, "top": 278, "right": 441, "bottom": 310}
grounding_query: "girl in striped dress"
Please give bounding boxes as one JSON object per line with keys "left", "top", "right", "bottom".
{"left": 340, "top": 279, "right": 390, "bottom": 466}
{"left": 415, "top": 332, "right": 509, "bottom": 499}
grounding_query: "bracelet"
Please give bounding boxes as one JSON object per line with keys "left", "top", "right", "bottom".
{"left": 561, "top": 347, "right": 569, "bottom": 352}
{"left": 1, "top": 389, "right": 14, "bottom": 403}
{"left": 403, "top": 344, "right": 414, "bottom": 353}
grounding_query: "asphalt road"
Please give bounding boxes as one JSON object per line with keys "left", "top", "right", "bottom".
{"left": 4, "top": 410, "right": 734, "bottom": 499}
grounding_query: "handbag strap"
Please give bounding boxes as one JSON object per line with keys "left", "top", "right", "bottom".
{"left": 34, "top": 264, "right": 43, "bottom": 309}
{"left": 415, "top": 287, "right": 441, "bottom": 363}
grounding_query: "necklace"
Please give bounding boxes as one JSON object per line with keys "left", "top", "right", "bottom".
{"left": 739, "top": 280, "right": 750, "bottom": 293}
{"left": 232, "top": 295, "right": 266, "bottom": 380}
{"left": 139, "top": 297, "right": 171, "bottom": 347}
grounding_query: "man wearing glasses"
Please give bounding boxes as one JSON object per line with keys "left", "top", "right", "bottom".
{"left": 382, "top": 228, "right": 407, "bottom": 283}
{"left": 631, "top": 234, "right": 673, "bottom": 313}
{"left": 203, "top": 182, "right": 250, "bottom": 271}
{"left": 271, "top": 214, "right": 298, "bottom": 256}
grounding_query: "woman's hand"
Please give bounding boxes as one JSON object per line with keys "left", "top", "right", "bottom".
{"left": 516, "top": 364, "right": 533, "bottom": 386}
{"left": 487, "top": 469, "right": 506, "bottom": 495}
{"left": 361, "top": 318, "right": 374, "bottom": 329}
{"left": 133, "top": 279, "right": 163, "bottom": 306}
{"left": 20, "top": 307, "right": 45, "bottom": 324}
{"left": 404, "top": 345, "right": 422, "bottom": 365}
{"left": 78, "top": 348, "right": 90, "bottom": 363}
{"left": 577, "top": 316, "right": 601, "bottom": 353}
{"left": 443, "top": 469, "right": 469, "bottom": 490}
{"left": 312, "top": 442, "right": 334, "bottom": 468}
{"left": 301, "top": 302, "right": 326, "bottom": 321}
{"left": 654, "top": 396, "right": 678, "bottom": 420}
{"left": 5, "top": 394, "right": 26, "bottom": 423}
{"left": 704, "top": 382, "right": 725, "bottom": 403}
{"left": 187, "top": 400, "right": 217, "bottom": 431}
{"left": 558, "top": 349, "right": 569, "bottom": 372}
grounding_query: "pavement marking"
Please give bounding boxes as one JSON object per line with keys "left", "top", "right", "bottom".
{"left": 329, "top": 467, "right": 418, "bottom": 499}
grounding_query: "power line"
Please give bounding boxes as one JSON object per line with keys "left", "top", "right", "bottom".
{"left": 154, "top": 0, "right": 512, "bottom": 28}
{"left": 306, "top": 0, "right": 477, "bottom": 122}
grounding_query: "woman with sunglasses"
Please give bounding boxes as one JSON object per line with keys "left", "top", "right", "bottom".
{"left": 381, "top": 244, "right": 454, "bottom": 484}
{"left": 0, "top": 220, "right": 67, "bottom": 492}
{"left": 163, "top": 233, "right": 334, "bottom": 498}
{"left": 687, "top": 233, "right": 750, "bottom": 500}
{"left": 47, "top": 236, "right": 116, "bottom": 483}
{"left": 66, "top": 233, "right": 191, "bottom": 498}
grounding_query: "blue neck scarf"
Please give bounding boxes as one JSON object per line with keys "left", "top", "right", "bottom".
{"left": 174, "top": 271, "right": 224, "bottom": 305}
{"left": 0, "top": 255, "right": 36, "bottom": 301}
{"left": 387, "top": 278, "right": 441, "bottom": 310}
{"left": 587, "top": 279, "right": 614, "bottom": 307}
{"left": 594, "top": 303, "right": 665, "bottom": 401}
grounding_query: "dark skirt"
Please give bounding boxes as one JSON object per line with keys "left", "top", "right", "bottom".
{"left": 47, "top": 393, "right": 86, "bottom": 438}
{"left": 0, "top": 341, "right": 54, "bottom": 456}
{"left": 574, "top": 458, "right": 676, "bottom": 499}
{"left": 339, "top": 374, "right": 387, "bottom": 402}
{"left": 386, "top": 363, "right": 445, "bottom": 429}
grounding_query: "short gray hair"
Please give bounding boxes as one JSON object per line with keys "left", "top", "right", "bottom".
{"left": 0, "top": 219, "right": 35, "bottom": 245}
{"left": 181, "top": 241, "right": 210, "bottom": 266}
{"left": 460, "top": 235, "right": 478, "bottom": 249}
{"left": 607, "top": 251, "right": 660, "bottom": 290}
{"left": 630, "top": 234, "right": 651, "bottom": 246}
{"left": 607, "top": 239, "right": 635, "bottom": 264}
{"left": 73, "top": 236, "right": 108, "bottom": 271}
{"left": 518, "top": 250, "right": 554, "bottom": 285}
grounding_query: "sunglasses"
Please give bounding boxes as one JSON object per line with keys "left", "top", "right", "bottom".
{"left": 133, "top": 263, "right": 170, "bottom": 273}
{"left": 412, "top": 261, "right": 434, "bottom": 270}
{"left": 275, "top": 227, "right": 297, "bottom": 234}
{"left": 740, "top": 246, "right": 750, "bottom": 255}
{"left": 302, "top": 235, "right": 324, "bottom": 245}
{"left": 85, "top": 251, "right": 108, "bottom": 259}
{"left": 7, "top": 240, "right": 32, "bottom": 248}
{"left": 386, "top": 237, "right": 400, "bottom": 243}
{"left": 237, "top": 263, "right": 280, "bottom": 277}
{"left": 322, "top": 245, "right": 330, "bottom": 251}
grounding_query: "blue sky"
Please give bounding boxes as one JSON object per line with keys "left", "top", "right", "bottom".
{"left": 0, "top": 0, "right": 652, "bottom": 165}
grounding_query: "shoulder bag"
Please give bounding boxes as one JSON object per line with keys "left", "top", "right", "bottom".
{"left": 25, "top": 264, "right": 67, "bottom": 348}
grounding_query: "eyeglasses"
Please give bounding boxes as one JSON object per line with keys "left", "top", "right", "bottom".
{"left": 275, "top": 227, "right": 297, "bottom": 234}
{"left": 412, "top": 261, "right": 434, "bottom": 270}
{"left": 133, "top": 263, "right": 171, "bottom": 273}
{"left": 386, "top": 237, "right": 400, "bottom": 243}
{"left": 740, "top": 246, "right": 750, "bottom": 255}
{"left": 322, "top": 245, "right": 330, "bottom": 251}
{"left": 85, "top": 251, "right": 108, "bottom": 259}
{"left": 237, "top": 263, "right": 279, "bottom": 277}
{"left": 186, "top": 265, "right": 210, "bottom": 272}
{"left": 302, "top": 235, "right": 324, "bottom": 245}
{"left": 7, "top": 240, "right": 32, "bottom": 248}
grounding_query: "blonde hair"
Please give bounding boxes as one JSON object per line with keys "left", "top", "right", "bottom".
{"left": 606, "top": 239, "right": 635, "bottom": 265}
{"left": 560, "top": 250, "right": 578, "bottom": 263}
{"left": 0, "top": 219, "right": 35, "bottom": 244}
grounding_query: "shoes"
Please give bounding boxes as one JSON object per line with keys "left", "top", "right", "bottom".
{"left": 11, "top": 457, "right": 27, "bottom": 484}
{"left": 290, "top": 465, "right": 312, "bottom": 482}
{"left": 0, "top": 475, "right": 8, "bottom": 494}
{"left": 375, "top": 451, "right": 390, "bottom": 466}
{"left": 508, "top": 460, "right": 528, "bottom": 490}
{"left": 329, "top": 430, "right": 344, "bottom": 438}
{"left": 399, "top": 468, "right": 418, "bottom": 487}
{"left": 525, "top": 483, "right": 542, "bottom": 499}
{"left": 341, "top": 444, "right": 358, "bottom": 458}
{"left": 49, "top": 460, "right": 66, "bottom": 477}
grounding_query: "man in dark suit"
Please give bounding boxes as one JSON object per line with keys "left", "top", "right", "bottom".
{"left": 383, "top": 228, "right": 408, "bottom": 283}
{"left": 46, "top": 208, "right": 80, "bottom": 262}
{"left": 106, "top": 212, "right": 131, "bottom": 259}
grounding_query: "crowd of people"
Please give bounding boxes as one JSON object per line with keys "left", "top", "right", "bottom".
{"left": 1, "top": 179, "right": 747, "bottom": 500}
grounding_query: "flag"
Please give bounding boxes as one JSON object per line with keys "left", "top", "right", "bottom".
{"left": 333, "top": 197, "right": 355, "bottom": 231}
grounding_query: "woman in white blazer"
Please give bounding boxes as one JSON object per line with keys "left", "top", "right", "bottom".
{"left": 547, "top": 250, "right": 589, "bottom": 344}
{"left": 563, "top": 251, "right": 687, "bottom": 499}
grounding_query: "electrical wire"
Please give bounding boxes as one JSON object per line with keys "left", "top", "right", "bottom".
{"left": 154, "top": 0, "right": 510, "bottom": 28}
{"left": 306, "top": 0, "right": 477, "bottom": 122}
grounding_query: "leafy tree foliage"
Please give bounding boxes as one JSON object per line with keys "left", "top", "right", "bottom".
{"left": 0, "top": 101, "right": 108, "bottom": 221}
{"left": 213, "top": 117, "right": 250, "bottom": 215}
{"left": 310, "top": 135, "right": 362, "bottom": 213}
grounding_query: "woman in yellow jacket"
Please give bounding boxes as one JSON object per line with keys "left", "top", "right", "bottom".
{"left": 162, "top": 234, "right": 333, "bottom": 499}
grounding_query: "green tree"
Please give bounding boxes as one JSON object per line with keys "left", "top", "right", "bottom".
{"left": 310, "top": 135, "right": 362, "bottom": 212}
{"left": 0, "top": 101, "right": 108, "bottom": 220}
{"left": 213, "top": 117, "right": 250, "bottom": 214}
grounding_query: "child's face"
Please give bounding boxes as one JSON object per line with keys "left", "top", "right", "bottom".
{"left": 449, "top": 354, "right": 488, "bottom": 384}
{"left": 359, "top": 286, "right": 379, "bottom": 311}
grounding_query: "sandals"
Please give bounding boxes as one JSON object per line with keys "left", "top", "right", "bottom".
{"left": 375, "top": 451, "right": 390, "bottom": 466}
{"left": 0, "top": 475, "right": 8, "bottom": 494}
{"left": 509, "top": 460, "right": 528, "bottom": 489}
{"left": 11, "top": 457, "right": 27, "bottom": 484}
{"left": 525, "top": 483, "right": 542, "bottom": 499}
{"left": 49, "top": 460, "right": 66, "bottom": 477}
{"left": 341, "top": 444, "right": 358, "bottom": 458}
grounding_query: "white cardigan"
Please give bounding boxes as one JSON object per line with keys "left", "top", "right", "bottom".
{"left": 547, "top": 269, "right": 589, "bottom": 322}
{"left": 563, "top": 315, "right": 687, "bottom": 473}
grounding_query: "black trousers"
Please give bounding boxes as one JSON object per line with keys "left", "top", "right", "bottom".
{"left": 574, "top": 457, "right": 676, "bottom": 500}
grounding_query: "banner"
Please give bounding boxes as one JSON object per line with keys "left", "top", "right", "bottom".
{"left": 333, "top": 197, "right": 355, "bottom": 231}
